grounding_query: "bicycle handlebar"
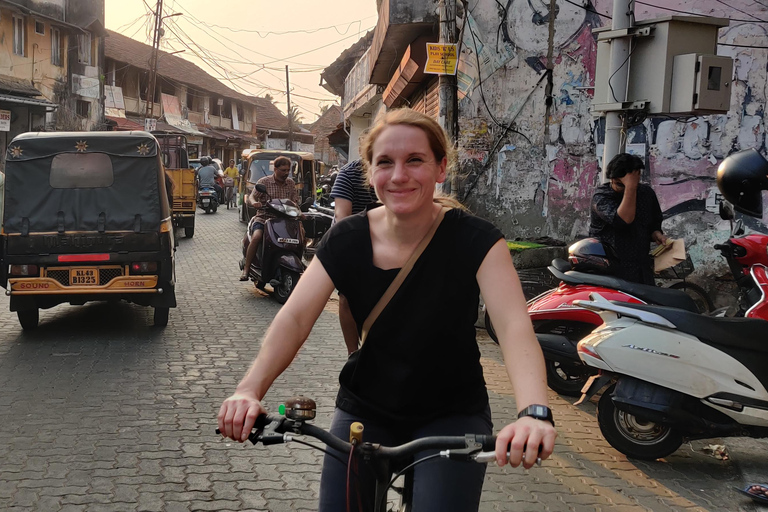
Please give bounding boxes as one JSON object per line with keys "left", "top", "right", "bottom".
{"left": 216, "top": 414, "right": 498, "bottom": 462}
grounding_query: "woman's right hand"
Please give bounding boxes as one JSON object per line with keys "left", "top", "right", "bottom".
{"left": 217, "top": 392, "right": 265, "bottom": 443}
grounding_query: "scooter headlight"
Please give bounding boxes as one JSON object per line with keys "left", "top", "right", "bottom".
{"left": 284, "top": 205, "right": 301, "bottom": 217}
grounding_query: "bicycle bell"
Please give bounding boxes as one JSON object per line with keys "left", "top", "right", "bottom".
{"left": 283, "top": 396, "right": 317, "bottom": 421}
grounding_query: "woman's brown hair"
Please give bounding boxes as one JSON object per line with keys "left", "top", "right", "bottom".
{"left": 360, "top": 108, "right": 464, "bottom": 210}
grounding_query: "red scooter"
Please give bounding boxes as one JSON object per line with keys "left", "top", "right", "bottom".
{"left": 486, "top": 215, "right": 767, "bottom": 396}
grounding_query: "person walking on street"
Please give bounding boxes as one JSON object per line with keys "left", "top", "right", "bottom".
{"left": 589, "top": 152, "right": 668, "bottom": 285}
{"left": 330, "top": 159, "right": 378, "bottom": 355}
{"left": 240, "top": 156, "right": 298, "bottom": 281}
{"left": 219, "top": 108, "right": 556, "bottom": 511}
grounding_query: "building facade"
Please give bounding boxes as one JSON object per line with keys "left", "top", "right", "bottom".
{"left": 0, "top": 0, "right": 106, "bottom": 168}
{"left": 104, "top": 30, "right": 313, "bottom": 164}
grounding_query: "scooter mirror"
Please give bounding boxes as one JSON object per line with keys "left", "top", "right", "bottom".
{"left": 734, "top": 218, "right": 745, "bottom": 236}
{"left": 300, "top": 196, "right": 314, "bottom": 212}
{"left": 719, "top": 200, "right": 735, "bottom": 221}
{"left": 255, "top": 183, "right": 268, "bottom": 194}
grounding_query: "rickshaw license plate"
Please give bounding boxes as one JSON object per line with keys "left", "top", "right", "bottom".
{"left": 70, "top": 268, "right": 99, "bottom": 285}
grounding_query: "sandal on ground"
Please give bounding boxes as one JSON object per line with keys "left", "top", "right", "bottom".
{"left": 239, "top": 274, "right": 249, "bottom": 281}
{"left": 735, "top": 484, "right": 768, "bottom": 503}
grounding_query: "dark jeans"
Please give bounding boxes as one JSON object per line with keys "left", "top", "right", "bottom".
{"left": 318, "top": 406, "right": 493, "bottom": 512}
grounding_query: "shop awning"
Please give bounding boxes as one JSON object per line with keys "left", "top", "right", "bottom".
{"left": 0, "top": 93, "right": 57, "bottom": 109}
{"left": 106, "top": 115, "right": 144, "bottom": 131}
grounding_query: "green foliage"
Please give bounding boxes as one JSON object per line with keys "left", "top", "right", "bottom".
{"left": 506, "top": 240, "right": 545, "bottom": 252}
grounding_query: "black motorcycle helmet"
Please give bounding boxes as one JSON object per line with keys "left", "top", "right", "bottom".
{"left": 716, "top": 148, "right": 768, "bottom": 217}
{"left": 568, "top": 238, "right": 614, "bottom": 273}
{"left": 200, "top": 156, "right": 211, "bottom": 166}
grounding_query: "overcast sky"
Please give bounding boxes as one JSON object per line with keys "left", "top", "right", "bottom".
{"left": 105, "top": 0, "right": 378, "bottom": 122}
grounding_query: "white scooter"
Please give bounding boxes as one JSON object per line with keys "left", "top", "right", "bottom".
{"left": 572, "top": 149, "right": 768, "bottom": 461}
{"left": 573, "top": 280, "right": 768, "bottom": 460}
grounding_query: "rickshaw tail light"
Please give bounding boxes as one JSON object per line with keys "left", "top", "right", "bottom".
{"left": 131, "top": 262, "right": 158, "bottom": 274}
{"left": 10, "top": 265, "right": 39, "bottom": 276}
{"left": 58, "top": 254, "right": 110, "bottom": 263}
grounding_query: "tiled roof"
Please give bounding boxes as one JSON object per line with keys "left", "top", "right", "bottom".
{"left": 0, "top": 75, "right": 42, "bottom": 97}
{"left": 251, "top": 97, "right": 290, "bottom": 131}
{"left": 105, "top": 30, "right": 260, "bottom": 107}
{"left": 309, "top": 105, "right": 343, "bottom": 134}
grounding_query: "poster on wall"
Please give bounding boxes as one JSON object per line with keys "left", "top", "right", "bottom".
{"left": 0, "top": 110, "right": 10, "bottom": 131}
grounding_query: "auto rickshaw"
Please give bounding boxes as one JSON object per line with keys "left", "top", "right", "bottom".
{"left": 0, "top": 131, "right": 177, "bottom": 329}
{"left": 154, "top": 132, "right": 196, "bottom": 238}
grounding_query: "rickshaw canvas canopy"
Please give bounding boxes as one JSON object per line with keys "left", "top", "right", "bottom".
{"left": 3, "top": 131, "right": 167, "bottom": 234}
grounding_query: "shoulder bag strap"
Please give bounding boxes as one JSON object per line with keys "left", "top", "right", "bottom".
{"left": 360, "top": 207, "right": 449, "bottom": 346}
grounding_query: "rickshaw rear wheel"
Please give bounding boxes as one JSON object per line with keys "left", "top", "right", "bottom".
{"left": 17, "top": 309, "right": 39, "bottom": 330}
{"left": 185, "top": 226, "right": 195, "bottom": 238}
{"left": 153, "top": 307, "right": 169, "bottom": 327}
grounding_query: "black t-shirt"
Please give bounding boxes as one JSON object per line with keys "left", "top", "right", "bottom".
{"left": 588, "top": 183, "right": 663, "bottom": 285}
{"left": 316, "top": 207, "right": 504, "bottom": 425}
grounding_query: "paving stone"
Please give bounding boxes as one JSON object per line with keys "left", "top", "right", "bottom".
{"left": 0, "top": 208, "right": 763, "bottom": 511}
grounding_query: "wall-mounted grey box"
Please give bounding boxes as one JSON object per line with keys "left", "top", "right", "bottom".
{"left": 670, "top": 54, "right": 733, "bottom": 113}
{"left": 593, "top": 16, "right": 731, "bottom": 115}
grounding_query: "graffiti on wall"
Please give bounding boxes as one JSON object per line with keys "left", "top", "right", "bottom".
{"left": 458, "top": 0, "right": 768, "bottom": 258}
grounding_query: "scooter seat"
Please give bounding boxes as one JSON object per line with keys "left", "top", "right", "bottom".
{"left": 549, "top": 265, "right": 700, "bottom": 313}
{"left": 614, "top": 302, "right": 768, "bottom": 391}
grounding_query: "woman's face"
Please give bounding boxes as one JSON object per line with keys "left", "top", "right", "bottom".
{"left": 369, "top": 124, "right": 446, "bottom": 216}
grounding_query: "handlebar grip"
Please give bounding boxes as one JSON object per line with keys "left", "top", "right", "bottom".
{"left": 214, "top": 413, "right": 275, "bottom": 437}
{"left": 260, "top": 434, "right": 286, "bottom": 446}
{"left": 475, "top": 434, "right": 497, "bottom": 451}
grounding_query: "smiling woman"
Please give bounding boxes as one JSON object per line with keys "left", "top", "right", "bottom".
{"left": 218, "top": 108, "right": 556, "bottom": 511}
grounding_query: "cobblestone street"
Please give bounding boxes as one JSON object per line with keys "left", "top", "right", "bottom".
{"left": 0, "top": 206, "right": 765, "bottom": 512}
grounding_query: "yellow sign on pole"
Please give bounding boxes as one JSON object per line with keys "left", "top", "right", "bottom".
{"left": 424, "top": 43, "right": 458, "bottom": 75}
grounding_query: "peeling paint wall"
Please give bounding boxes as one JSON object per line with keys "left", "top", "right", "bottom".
{"left": 456, "top": 0, "right": 768, "bottom": 300}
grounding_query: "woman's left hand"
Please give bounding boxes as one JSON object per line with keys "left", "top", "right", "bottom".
{"left": 495, "top": 416, "right": 557, "bottom": 469}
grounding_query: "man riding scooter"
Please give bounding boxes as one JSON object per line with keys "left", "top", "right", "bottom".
{"left": 239, "top": 156, "right": 299, "bottom": 281}
{"left": 197, "top": 156, "right": 223, "bottom": 201}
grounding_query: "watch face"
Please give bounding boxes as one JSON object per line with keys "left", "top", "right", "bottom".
{"left": 533, "top": 405, "right": 547, "bottom": 417}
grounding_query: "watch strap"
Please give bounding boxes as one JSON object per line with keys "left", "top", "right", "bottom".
{"left": 517, "top": 404, "right": 555, "bottom": 426}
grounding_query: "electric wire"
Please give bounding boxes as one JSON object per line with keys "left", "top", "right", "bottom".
{"left": 193, "top": 16, "right": 376, "bottom": 37}
{"left": 562, "top": 0, "right": 612, "bottom": 19}
{"left": 607, "top": 39, "right": 636, "bottom": 103}
{"left": 712, "top": 0, "right": 768, "bottom": 22}
{"left": 634, "top": 0, "right": 768, "bottom": 23}
{"left": 465, "top": 9, "right": 533, "bottom": 144}
{"left": 172, "top": 0, "right": 351, "bottom": 67}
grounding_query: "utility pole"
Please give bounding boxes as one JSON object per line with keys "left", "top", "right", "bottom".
{"left": 438, "top": 0, "right": 457, "bottom": 194}
{"left": 145, "top": 0, "right": 163, "bottom": 120}
{"left": 601, "top": 0, "right": 633, "bottom": 179}
{"left": 285, "top": 65, "right": 293, "bottom": 151}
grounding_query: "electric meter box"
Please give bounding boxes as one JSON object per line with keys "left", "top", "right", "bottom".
{"left": 593, "top": 16, "right": 732, "bottom": 115}
{"left": 670, "top": 54, "right": 733, "bottom": 113}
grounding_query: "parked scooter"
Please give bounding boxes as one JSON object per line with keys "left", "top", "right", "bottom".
{"left": 240, "top": 184, "right": 313, "bottom": 304}
{"left": 198, "top": 186, "right": 219, "bottom": 213}
{"left": 572, "top": 148, "right": 768, "bottom": 460}
{"left": 486, "top": 238, "right": 705, "bottom": 396}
